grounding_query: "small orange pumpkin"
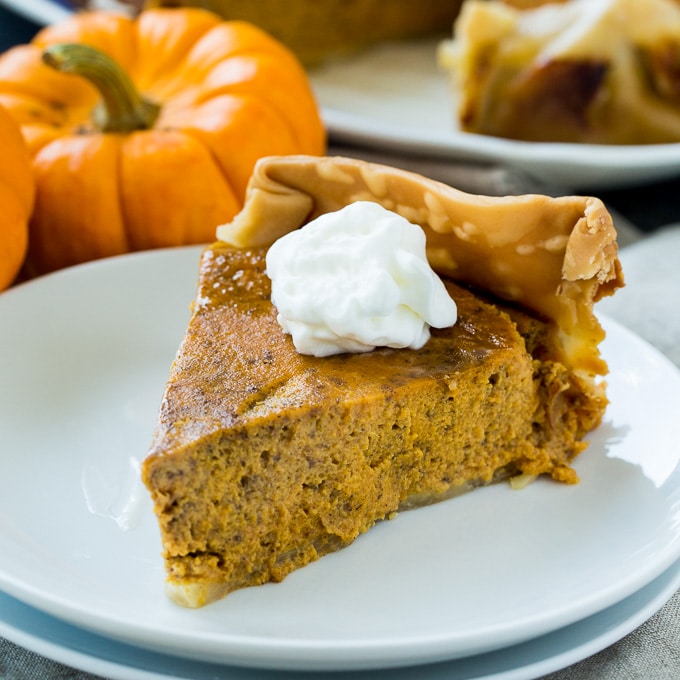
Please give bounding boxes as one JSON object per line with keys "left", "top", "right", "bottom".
{"left": 0, "top": 8, "right": 326, "bottom": 274}
{"left": 0, "top": 103, "right": 34, "bottom": 291}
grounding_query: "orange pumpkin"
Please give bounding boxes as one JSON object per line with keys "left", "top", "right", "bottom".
{"left": 0, "top": 8, "right": 326, "bottom": 274}
{"left": 0, "top": 103, "right": 34, "bottom": 290}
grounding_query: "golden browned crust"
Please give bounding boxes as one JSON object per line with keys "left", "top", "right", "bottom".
{"left": 217, "top": 155, "right": 623, "bottom": 375}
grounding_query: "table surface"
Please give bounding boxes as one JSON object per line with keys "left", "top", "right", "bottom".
{"left": 0, "top": 4, "right": 679, "bottom": 680}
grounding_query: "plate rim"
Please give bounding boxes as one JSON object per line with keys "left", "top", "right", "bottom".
{"left": 0, "top": 560, "right": 678, "bottom": 680}
{"left": 322, "top": 106, "right": 680, "bottom": 166}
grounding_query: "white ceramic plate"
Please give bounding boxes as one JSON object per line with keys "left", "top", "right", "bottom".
{"left": 1, "top": 560, "right": 678, "bottom": 680}
{"left": 1, "top": 247, "right": 680, "bottom": 672}
{"left": 308, "top": 39, "right": 680, "bottom": 191}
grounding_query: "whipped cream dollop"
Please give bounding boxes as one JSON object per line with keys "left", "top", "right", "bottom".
{"left": 265, "top": 201, "right": 458, "bottom": 357}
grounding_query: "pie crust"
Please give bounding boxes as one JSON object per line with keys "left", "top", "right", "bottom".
{"left": 218, "top": 155, "right": 623, "bottom": 375}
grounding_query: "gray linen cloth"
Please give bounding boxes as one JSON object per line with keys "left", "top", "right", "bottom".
{"left": 2, "top": 151, "right": 678, "bottom": 680}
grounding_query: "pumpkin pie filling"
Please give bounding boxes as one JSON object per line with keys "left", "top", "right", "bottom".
{"left": 142, "top": 155, "right": 623, "bottom": 607}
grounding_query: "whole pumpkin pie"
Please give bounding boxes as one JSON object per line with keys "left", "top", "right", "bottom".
{"left": 141, "top": 155, "right": 623, "bottom": 607}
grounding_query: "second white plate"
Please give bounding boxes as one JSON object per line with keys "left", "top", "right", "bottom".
{"left": 1, "top": 247, "right": 680, "bottom": 671}
{"left": 309, "top": 39, "right": 680, "bottom": 190}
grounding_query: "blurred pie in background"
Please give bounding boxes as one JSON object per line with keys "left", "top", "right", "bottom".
{"left": 439, "top": 0, "right": 680, "bottom": 144}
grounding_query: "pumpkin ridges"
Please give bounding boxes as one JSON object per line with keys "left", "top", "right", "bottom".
{"left": 0, "top": 186, "right": 30, "bottom": 291}
{"left": 0, "top": 111, "right": 66, "bottom": 157}
{"left": 0, "top": 103, "right": 33, "bottom": 290}
{"left": 177, "top": 20, "right": 289, "bottom": 67}
{"left": 188, "top": 52, "right": 325, "bottom": 153}
{"left": 132, "top": 8, "right": 223, "bottom": 93}
{"left": 158, "top": 20, "right": 312, "bottom": 90}
{"left": 0, "top": 8, "right": 326, "bottom": 274}
{"left": 164, "top": 94, "right": 302, "bottom": 201}
{"left": 155, "top": 56, "right": 324, "bottom": 155}
{"left": 0, "top": 45, "right": 100, "bottom": 111}
{"left": 42, "top": 44, "right": 161, "bottom": 134}
{"left": 130, "top": 16, "right": 282, "bottom": 103}
{"left": 28, "top": 135, "right": 129, "bottom": 274}
{"left": 0, "top": 104, "right": 34, "bottom": 215}
{"left": 119, "top": 129, "right": 241, "bottom": 250}
{"left": 0, "top": 91, "right": 68, "bottom": 151}
{"left": 33, "top": 12, "right": 138, "bottom": 75}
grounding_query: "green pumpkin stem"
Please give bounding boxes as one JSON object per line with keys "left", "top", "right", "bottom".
{"left": 42, "top": 43, "right": 160, "bottom": 133}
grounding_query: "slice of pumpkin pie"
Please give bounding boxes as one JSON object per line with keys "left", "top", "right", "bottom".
{"left": 141, "top": 155, "right": 623, "bottom": 607}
